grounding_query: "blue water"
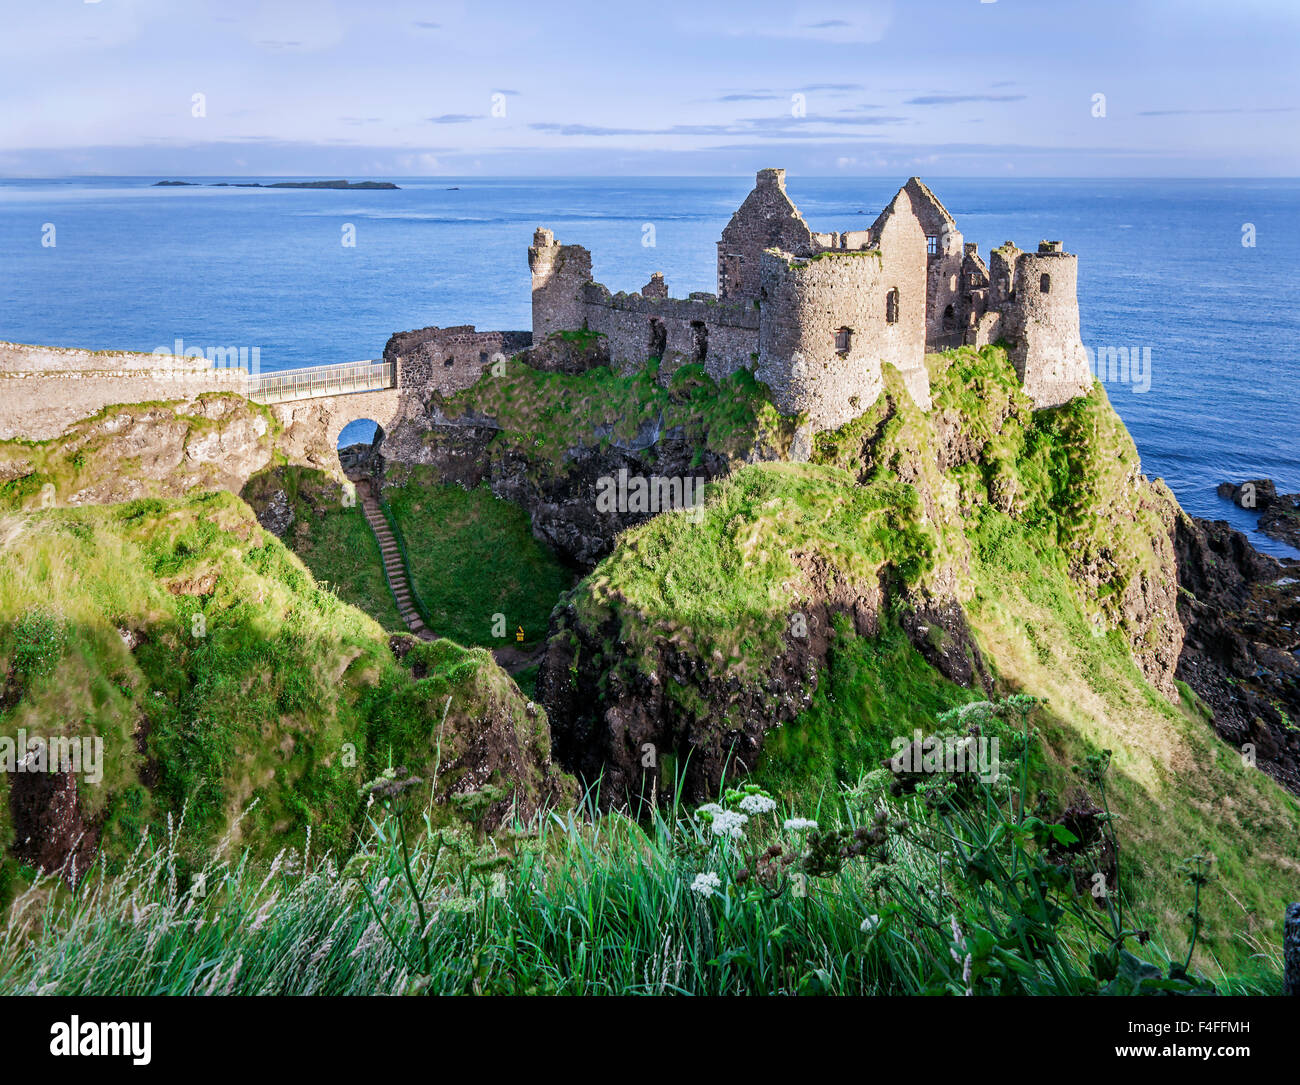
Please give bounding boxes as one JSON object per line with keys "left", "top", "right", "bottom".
{"left": 1, "top": 177, "right": 1297, "bottom": 555}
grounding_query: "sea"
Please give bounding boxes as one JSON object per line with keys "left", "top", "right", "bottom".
{"left": 1, "top": 176, "right": 1297, "bottom": 557}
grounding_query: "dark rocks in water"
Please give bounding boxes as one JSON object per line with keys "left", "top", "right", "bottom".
{"left": 1217, "top": 478, "right": 1277, "bottom": 509}
{"left": 1174, "top": 513, "right": 1300, "bottom": 795}
{"left": 1217, "top": 477, "right": 1300, "bottom": 548}
{"left": 1262, "top": 495, "right": 1300, "bottom": 550}
{"left": 157, "top": 179, "right": 399, "bottom": 190}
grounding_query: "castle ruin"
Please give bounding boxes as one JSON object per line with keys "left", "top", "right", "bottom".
{"left": 528, "top": 168, "right": 1092, "bottom": 431}
{"left": 1, "top": 169, "right": 1094, "bottom": 462}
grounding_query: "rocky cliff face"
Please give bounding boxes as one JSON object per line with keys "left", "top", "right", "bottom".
{"left": 531, "top": 348, "right": 1191, "bottom": 807}
{"left": 383, "top": 410, "right": 733, "bottom": 568}
{"left": 0, "top": 395, "right": 279, "bottom": 510}
{"left": 1173, "top": 513, "right": 1300, "bottom": 794}
{"left": 538, "top": 557, "right": 987, "bottom": 808}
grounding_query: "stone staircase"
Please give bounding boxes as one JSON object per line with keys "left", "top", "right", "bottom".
{"left": 354, "top": 478, "right": 434, "bottom": 641}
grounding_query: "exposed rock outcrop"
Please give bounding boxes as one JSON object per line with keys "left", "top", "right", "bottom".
{"left": 1174, "top": 513, "right": 1300, "bottom": 794}
{"left": 383, "top": 411, "right": 733, "bottom": 569}
{"left": 539, "top": 556, "right": 987, "bottom": 811}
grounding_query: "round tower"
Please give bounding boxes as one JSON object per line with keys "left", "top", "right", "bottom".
{"left": 1004, "top": 242, "right": 1092, "bottom": 407}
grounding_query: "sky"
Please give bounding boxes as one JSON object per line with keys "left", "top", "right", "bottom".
{"left": 1, "top": 0, "right": 1298, "bottom": 177}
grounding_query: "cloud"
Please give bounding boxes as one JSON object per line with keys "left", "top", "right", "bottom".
{"left": 905, "top": 94, "right": 1027, "bottom": 106}
{"left": 1137, "top": 106, "right": 1296, "bottom": 116}
{"left": 429, "top": 114, "right": 478, "bottom": 125}
{"left": 527, "top": 113, "right": 908, "bottom": 140}
{"left": 679, "top": 5, "right": 891, "bottom": 44}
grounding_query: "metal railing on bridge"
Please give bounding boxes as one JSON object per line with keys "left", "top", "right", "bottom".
{"left": 246, "top": 359, "right": 395, "bottom": 404}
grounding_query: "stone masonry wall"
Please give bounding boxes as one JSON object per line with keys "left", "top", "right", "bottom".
{"left": 580, "top": 283, "right": 759, "bottom": 382}
{"left": 383, "top": 325, "right": 531, "bottom": 405}
{"left": 756, "top": 188, "right": 930, "bottom": 432}
{"left": 1004, "top": 249, "right": 1093, "bottom": 407}
{"left": 529, "top": 229, "right": 593, "bottom": 338}
{"left": 0, "top": 341, "right": 246, "bottom": 441}
{"left": 717, "top": 168, "right": 816, "bottom": 303}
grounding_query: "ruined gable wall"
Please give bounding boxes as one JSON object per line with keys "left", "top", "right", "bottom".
{"left": 717, "top": 168, "right": 815, "bottom": 303}
{"left": 383, "top": 325, "right": 532, "bottom": 401}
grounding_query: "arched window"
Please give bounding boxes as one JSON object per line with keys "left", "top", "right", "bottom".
{"left": 1040, "top": 273, "right": 1051, "bottom": 294}
{"left": 885, "top": 288, "right": 900, "bottom": 325}
{"left": 942, "top": 304, "right": 956, "bottom": 333}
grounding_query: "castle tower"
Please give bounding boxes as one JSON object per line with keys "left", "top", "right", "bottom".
{"left": 528, "top": 228, "right": 593, "bottom": 338}
{"left": 756, "top": 184, "right": 930, "bottom": 432}
{"left": 1000, "top": 241, "right": 1092, "bottom": 407}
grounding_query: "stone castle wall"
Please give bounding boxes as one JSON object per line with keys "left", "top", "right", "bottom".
{"left": 383, "top": 325, "right": 532, "bottom": 402}
{"left": 529, "top": 229, "right": 592, "bottom": 338}
{"left": 0, "top": 341, "right": 247, "bottom": 441}
{"left": 716, "top": 167, "right": 816, "bottom": 303}
{"left": 580, "top": 283, "right": 759, "bottom": 381}
{"left": 1002, "top": 248, "right": 1093, "bottom": 407}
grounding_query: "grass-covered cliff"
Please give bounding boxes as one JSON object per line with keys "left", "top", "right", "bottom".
{"left": 1, "top": 342, "right": 1296, "bottom": 993}
{"left": 537, "top": 345, "right": 1300, "bottom": 975}
{"left": 0, "top": 492, "right": 571, "bottom": 907}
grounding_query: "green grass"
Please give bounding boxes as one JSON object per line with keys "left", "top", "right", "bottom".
{"left": 555, "top": 343, "right": 1300, "bottom": 976}
{"left": 440, "top": 356, "right": 796, "bottom": 473}
{"left": 383, "top": 468, "right": 572, "bottom": 648}
{"left": 756, "top": 614, "right": 977, "bottom": 802}
{"left": 0, "top": 494, "right": 566, "bottom": 890}
{"left": 572, "top": 460, "right": 935, "bottom": 679}
{"left": 0, "top": 697, "right": 1276, "bottom": 996}
{"left": 242, "top": 466, "right": 404, "bottom": 631}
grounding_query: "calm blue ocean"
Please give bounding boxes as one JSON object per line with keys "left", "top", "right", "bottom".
{"left": 1, "top": 176, "right": 1297, "bottom": 555}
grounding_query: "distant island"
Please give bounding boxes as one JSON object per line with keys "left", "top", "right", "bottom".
{"left": 152, "top": 179, "right": 400, "bottom": 190}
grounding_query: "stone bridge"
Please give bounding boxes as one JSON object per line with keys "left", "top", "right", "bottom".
{"left": 252, "top": 359, "right": 407, "bottom": 465}
{"left": 0, "top": 343, "right": 419, "bottom": 483}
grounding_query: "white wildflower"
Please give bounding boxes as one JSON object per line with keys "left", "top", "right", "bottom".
{"left": 860, "top": 914, "right": 880, "bottom": 933}
{"left": 710, "top": 810, "right": 748, "bottom": 839}
{"left": 739, "top": 794, "right": 776, "bottom": 815}
{"left": 783, "top": 817, "right": 819, "bottom": 832}
{"left": 690, "top": 872, "right": 722, "bottom": 898}
{"left": 696, "top": 803, "right": 723, "bottom": 816}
